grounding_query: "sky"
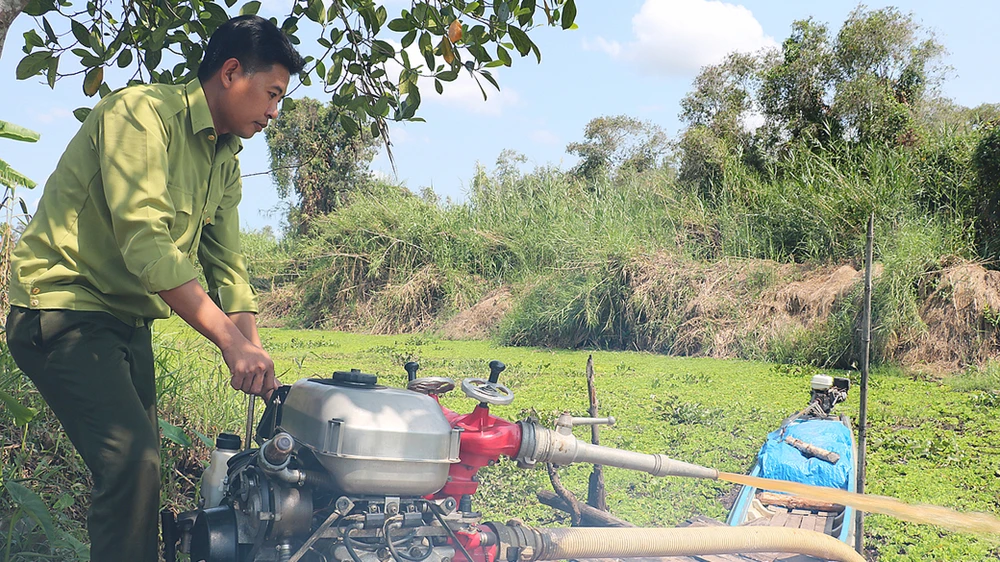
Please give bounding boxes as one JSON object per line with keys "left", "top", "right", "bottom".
{"left": 2, "top": 0, "right": 999, "bottom": 234}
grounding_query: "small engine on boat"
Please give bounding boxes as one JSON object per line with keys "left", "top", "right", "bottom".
{"left": 808, "top": 374, "right": 850, "bottom": 416}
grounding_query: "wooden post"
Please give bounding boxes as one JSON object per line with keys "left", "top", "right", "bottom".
{"left": 855, "top": 214, "right": 874, "bottom": 555}
{"left": 585, "top": 355, "right": 608, "bottom": 511}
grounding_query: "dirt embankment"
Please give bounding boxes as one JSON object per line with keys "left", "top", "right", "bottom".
{"left": 439, "top": 254, "right": 1000, "bottom": 371}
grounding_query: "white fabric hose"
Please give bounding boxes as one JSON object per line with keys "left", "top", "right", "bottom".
{"left": 536, "top": 526, "right": 864, "bottom": 562}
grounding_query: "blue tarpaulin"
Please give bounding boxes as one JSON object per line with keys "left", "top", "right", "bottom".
{"left": 757, "top": 419, "right": 853, "bottom": 490}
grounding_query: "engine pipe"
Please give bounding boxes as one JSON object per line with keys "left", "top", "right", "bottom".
{"left": 485, "top": 523, "right": 865, "bottom": 562}
{"left": 517, "top": 421, "right": 718, "bottom": 480}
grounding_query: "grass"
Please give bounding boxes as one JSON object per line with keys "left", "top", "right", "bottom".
{"left": 7, "top": 319, "right": 1000, "bottom": 560}
{"left": 259, "top": 137, "right": 996, "bottom": 369}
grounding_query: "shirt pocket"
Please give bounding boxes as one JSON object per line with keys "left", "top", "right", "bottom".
{"left": 167, "top": 184, "right": 197, "bottom": 241}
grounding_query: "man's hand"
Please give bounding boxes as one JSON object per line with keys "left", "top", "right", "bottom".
{"left": 159, "top": 280, "right": 276, "bottom": 398}
{"left": 221, "top": 338, "right": 277, "bottom": 397}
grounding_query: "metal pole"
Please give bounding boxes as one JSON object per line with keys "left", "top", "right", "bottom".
{"left": 245, "top": 394, "right": 256, "bottom": 451}
{"left": 855, "top": 214, "right": 874, "bottom": 554}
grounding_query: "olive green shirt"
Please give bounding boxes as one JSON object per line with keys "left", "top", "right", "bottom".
{"left": 10, "top": 79, "right": 257, "bottom": 326}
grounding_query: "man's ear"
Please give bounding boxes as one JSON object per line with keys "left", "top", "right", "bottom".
{"left": 219, "top": 58, "right": 242, "bottom": 89}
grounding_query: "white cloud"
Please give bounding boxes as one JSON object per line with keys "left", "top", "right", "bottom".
{"left": 590, "top": 0, "right": 778, "bottom": 77}
{"left": 32, "top": 107, "right": 73, "bottom": 124}
{"left": 530, "top": 129, "right": 560, "bottom": 146}
{"left": 582, "top": 36, "right": 622, "bottom": 58}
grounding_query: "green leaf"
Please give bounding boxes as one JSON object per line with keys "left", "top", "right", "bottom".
{"left": 90, "top": 30, "right": 105, "bottom": 58}
{"left": 45, "top": 54, "right": 58, "bottom": 88}
{"left": 71, "top": 20, "right": 90, "bottom": 46}
{"left": 305, "top": 0, "right": 324, "bottom": 23}
{"left": 339, "top": 113, "right": 359, "bottom": 137}
{"left": 23, "top": 0, "right": 57, "bottom": 16}
{"left": 0, "top": 159, "right": 38, "bottom": 189}
{"left": 401, "top": 29, "right": 416, "bottom": 48}
{"left": 192, "top": 428, "right": 215, "bottom": 449}
{"left": 158, "top": 417, "right": 192, "bottom": 447}
{"left": 42, "top": 17, "right": 57, "bottom": 45}
{"left": 117, "top": 48, "right": 133, "bottom": 68}
{"left": 145, "top": 48, "right": 162, "bottom": 71}
{"left": 434, "top": 79, "right": 443, "bottom": 94}
{"left": 560, "top": 0, "right": 577, "bottom": 30}
{"left": 507, "top": 25, "right": 531, "bottom": 57}
{"left": 372, "top": 40, "right": 395, "bottom": 58}
{"left": 497, "top": 45, "right": 512, "bottom": 66}
{"left": 387, "top": 18, "right": 412, "bottom": 32}
{"left": 53, "top": 493, "right": 75, "bottom": 511}
{"left": 240, "top": 0, "right": 260, "bottom": 15}
{"left": 327, "top": 57, "right": 343, "bottom": 84}
{"left": 73, "top": 107, "right": 92, "bottom": 123}
{"left": 281, "top": 97, "right": 297, "bottom": 113}
{"left": 0, "top": 120, "right": 41, "bottom": 142}
{"left": 16, "top": 52, "right": 51, "bottom": 80}
{"left": 518, "top": 0, "right": 536, "bottom": 26}
{"left": 4, "top": 481, "right": 58, "bottom": 541}
{"left": 0, "top": 388, "right": 38, "bottom": 425}
{"left": 480, "top": 69, "right": 500, "bottom": 91}
{"left": 23, "top": 29, "right": 44, "bottom": 49}
{"left": 315, "top": 60, "right": 326, "bottom": 82}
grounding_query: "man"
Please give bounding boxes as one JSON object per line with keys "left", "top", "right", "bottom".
{"left": 5, "top": 15, "right": 304, "bottom": 562}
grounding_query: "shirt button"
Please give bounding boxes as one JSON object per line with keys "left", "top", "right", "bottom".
{"left": 208, "top": 134, "right": 216, "bottom": 141}
{"left": 205, "top": 216, "right": 211, "bottom": 225}
{"left": 31, "top": 287, "right": 40, "bottom": 294}
{"left": 30, "top": 299, "right": 39, "bottom": 306}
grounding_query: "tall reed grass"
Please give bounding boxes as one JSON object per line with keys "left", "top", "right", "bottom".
{"left": 263, "top": 140, "right": 983, "bottom": 366}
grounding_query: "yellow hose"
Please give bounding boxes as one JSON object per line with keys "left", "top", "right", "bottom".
{"left": 534, "top": 526, "right": 864, "bottom": 562}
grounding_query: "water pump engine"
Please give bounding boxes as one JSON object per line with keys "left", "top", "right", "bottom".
{"left": 163, "top": 362, "right": 863, "bottom": 562}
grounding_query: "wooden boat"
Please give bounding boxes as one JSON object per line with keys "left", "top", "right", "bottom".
{"left": 725, "top": 374, "right": 857, "bottom": 558}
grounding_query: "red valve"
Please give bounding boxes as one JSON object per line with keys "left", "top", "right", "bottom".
{"left": 452, "top": 527, "right": 498, "bottom": 562}
{"left": 434, "top": 404, "right": 522, "bottom": 501}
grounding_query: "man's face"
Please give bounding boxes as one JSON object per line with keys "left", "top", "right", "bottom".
{"left": 218, "top": 61, "right": 290, "bottom": 139}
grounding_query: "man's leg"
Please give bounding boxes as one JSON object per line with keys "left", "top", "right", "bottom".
{"left": 6, "top": 307, "right": 160, "bottom": 562}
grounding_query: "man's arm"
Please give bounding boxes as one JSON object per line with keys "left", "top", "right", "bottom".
{"left": 159, "top": 279, "right": 276, "bottom": 397}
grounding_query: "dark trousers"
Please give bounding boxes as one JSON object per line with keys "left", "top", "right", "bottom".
{"left": 6, "top": 307, "right": 160, "bottom": 562}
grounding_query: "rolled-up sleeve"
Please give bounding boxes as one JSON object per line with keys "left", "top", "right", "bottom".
{"left": 97, "top": 95, "right": 198, "bottom": 293}
{"left": 198, "top": 162, "right": 258, "bottom": 313}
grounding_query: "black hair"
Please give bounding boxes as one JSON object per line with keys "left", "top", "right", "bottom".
{"left": 198, "top": 15, "right": 305, "bottom": 82}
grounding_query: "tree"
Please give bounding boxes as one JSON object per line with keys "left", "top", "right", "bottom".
{"left": 759, "top": 18, "right": 839, "bottom": 146}
{"left": 265, "top": 97, "right": 379, "bottom": 229}
{"left": 676, "top": 6, "right": 947, "bottom": 192}
{"left": 677, "top": 51, "right": 767, "bottom": 191}
{"left": 832, "top": 6, "right": 944, "bottom": 145}
{"left": 5, "top": 0, "right": 579, "bottom": 143}
{"left": 566, "top": 115, "right": 669, "bottom": 181}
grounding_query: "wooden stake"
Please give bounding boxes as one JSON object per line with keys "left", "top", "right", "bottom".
{"left": 585, "top": 354, "right": 608, "bottom": 511}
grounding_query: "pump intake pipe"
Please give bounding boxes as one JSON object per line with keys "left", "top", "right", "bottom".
{"left": 516, "top": 418, "right": 719, "bottom": 480}
{"left": 488, "top": 522, "right": 865, "bottom": 562}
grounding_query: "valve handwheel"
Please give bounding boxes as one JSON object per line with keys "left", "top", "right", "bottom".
{"left": 461, "top": 377, "right": 514, "bottom": 405}
{"left": 407, "top": 377, "right": 456, "bottom": 396}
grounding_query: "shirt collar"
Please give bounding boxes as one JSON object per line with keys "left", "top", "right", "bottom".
{"left": 185, "top": 79, "right": 215, "bottom": 135}
{"left": 185, "top": 79, "right": 243, "bottom": 156}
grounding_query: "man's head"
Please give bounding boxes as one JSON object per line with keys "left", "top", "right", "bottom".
{"left": 199, "top": 15, "right": 305, "bottom": 139}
